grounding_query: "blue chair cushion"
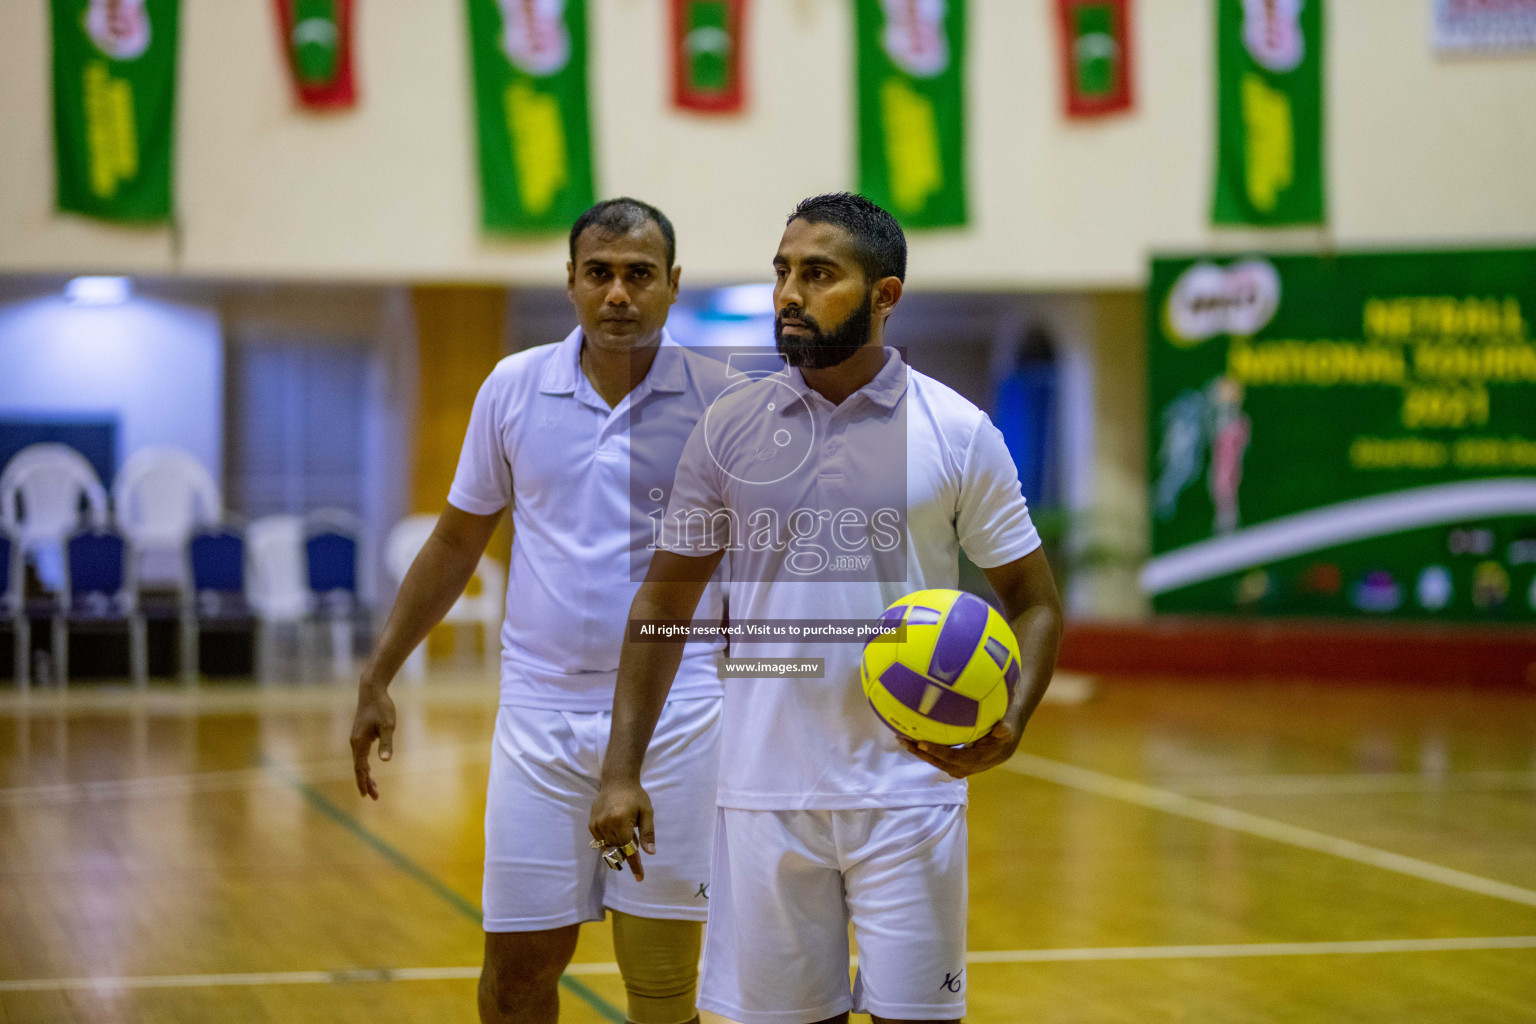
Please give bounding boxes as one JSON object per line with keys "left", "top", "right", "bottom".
{"left": 306, "top": 532, "right": 357, "bottom": 594}
{"left": 190, "top": 530, "right": 244, "bottom": 594}
{"left": 68, "top": 531, "right": 125, "bottom": 598}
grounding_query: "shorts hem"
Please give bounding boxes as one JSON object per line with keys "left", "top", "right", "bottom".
{"left": 857, "top": 997, "right": 967, "bottom": 1020}
{"left": 481, "top": 908, "right": 604, "bottom": 932}
{"left": 498, "top": 685, "right": 724, "bottom": 713}
{"left": 716, "top": 790, "right": 968, "bottom": 811}
{"left": 697, "top": 994, "right": 852, "bottom": 1024}
{"left": 601, "top": 898, "right": 709, "bottom": 923}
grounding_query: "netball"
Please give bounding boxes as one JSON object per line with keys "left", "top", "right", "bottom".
{"left": 862, "top": 588, "right": 1021, "bottom": 747}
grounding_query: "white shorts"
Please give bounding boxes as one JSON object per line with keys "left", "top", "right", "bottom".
{"left": 482, "top": 697, "right": 720, "bottom": 931}
{"left": 698, "top": 804, "right": 968, "bottom": 1024}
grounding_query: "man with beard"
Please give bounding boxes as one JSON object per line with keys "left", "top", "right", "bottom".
{"left": 351, "top": 198, "right": 728, "bottom": 1024}
{"left": 590, "top": 193, "right": 1063, "bottom": 1024}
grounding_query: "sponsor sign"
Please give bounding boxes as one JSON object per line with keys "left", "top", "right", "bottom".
{"left": 1147, "top": 249, "right": 1536, "bottom": 621}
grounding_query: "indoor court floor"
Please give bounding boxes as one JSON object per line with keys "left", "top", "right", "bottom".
{"left": 2, "top": 674, "right": 1535, "bottom": 1023}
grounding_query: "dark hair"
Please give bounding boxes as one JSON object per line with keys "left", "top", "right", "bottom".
{"left": 786, "top": 192, "right": 907, "bottom": 283}
{"left": 568, "top": 197, "right": 677, "bottom": 268}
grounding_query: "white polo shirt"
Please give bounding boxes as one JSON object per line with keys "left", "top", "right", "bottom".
{"left": 448, "top": 328, "right": 731, "bottom": 711}
{"left": 659, "top": 347, "right": 1041, "bottom": 810}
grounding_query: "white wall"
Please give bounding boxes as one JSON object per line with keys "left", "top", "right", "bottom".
{"left": 1, "top": 1, "right": 1532, "bottom": 288}
{"left": 0, "top": 293, "right": 224, "bottom": 489}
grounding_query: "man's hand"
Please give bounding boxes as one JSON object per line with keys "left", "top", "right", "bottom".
{"left": 350, "top": 680, "right": 396, "bottom": 800}
{"left": 588, "top": 779, "right": 655, "bottom": 880}
{"left": 899, "top": 720, "right": 1020, "bottom": 779}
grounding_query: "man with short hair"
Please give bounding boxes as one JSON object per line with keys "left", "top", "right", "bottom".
{"left": 591, "top": 193, "right": 1063, "bottom": 1024}
{"left": 352, "top": 197, "right": 728, "bottom": 1024}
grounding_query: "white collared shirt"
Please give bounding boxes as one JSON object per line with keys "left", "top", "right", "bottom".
{"left": 659, "top": 347, "right": 1041, "bottom": 809}
{"left": 449, "top": 328, "right": 731, "bottom": 710}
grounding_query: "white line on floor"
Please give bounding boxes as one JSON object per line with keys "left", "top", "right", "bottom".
{"left": 964, "top": 935, "right": 1536, "bottom": 963}
{"left": 1164, "top": 770, "right": 1536, "bottom": 796}
{"left": 5, "top": 937, "right": 1535, "bottom": 993}
{"left": 0, "top": 742, "right": 491, "bottom": 807}
{"left": 1005, "top": 753, "right": 1536, "bottom": 909}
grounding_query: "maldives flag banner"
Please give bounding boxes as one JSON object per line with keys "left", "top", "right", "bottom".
{"left": 855, "top": 0, "right": 967, "bottom": 229}
{"left": 672, "top": 0, "right": 748, "bottom": 113}
{"left": 1212, "top": 0, "right": 1325, "bottom": 226}
{"left": 1057, "top": 0, "right": 1133, "bottom": 118}
{"left": 465, "top": 0, "right": 595, "bottom": 233}
{"left": 51, "top": 0, "right": 179, "bottom": 222}
{"left": 274, "top": 0, "right": 357, "bottom": 109}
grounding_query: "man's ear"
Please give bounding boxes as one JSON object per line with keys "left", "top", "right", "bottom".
{"left": 669, "top": 264, "right": 682, "bottom": 301}
{"left": 872, "top": 275, "right": 903, "bottom": 319}
{"left": 566, "top": 261, "right": 577, "bottom": 294}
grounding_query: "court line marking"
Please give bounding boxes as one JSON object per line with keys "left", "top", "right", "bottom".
{"left": 963, "top": 935, "right": 1536, "bottom": 963}
{"left": 1005, "top": 753, "right": 1536, "bottom": 910}
{"left": 0, "top": 678, "right": 1100, "bottom": 808}
{"left": 1164, "top": 770, "right": 1536, "bottom": 797}
{"left": 262, "top": 759, "right": 625, "bottom": 1024}
{"left": 0, "top": 678, "right": 498, "bottom": 714}
{"left": 9, "top": 747, "right": 1533, "bottom": 807}
{"left": 6, "top": 936, "right": 1536, "bottom": 993}
{"left": 0, "top": 742, "right": 492, "bottom": 807}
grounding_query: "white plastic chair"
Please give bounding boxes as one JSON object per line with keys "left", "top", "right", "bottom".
{"left": 112, "top": 446, "right": 221, "bottom": 588}
{"left": 244, "top": 514, "right": 311, "bottom": 682}
{"left": 0, "top": 524, "right": 28, "bottom": 691}
{"left": 384, "top": 514, "right": 504, "bottom": 684}
{"left": 0, "top": 444, "right": 109, "bottom": 593}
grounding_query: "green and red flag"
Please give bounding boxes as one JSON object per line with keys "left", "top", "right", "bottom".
{"left": 465, "top": 0, "right": 595, "bottom": 234}
{"left": 1212, "top": 0, "right": 1325, "bottom": 226}
{"left": 854, "top": 0, "right": 968, "bottom": 229}
{"left": 672, "top": 0, "right": 748, "bottom": 113}
{"left": 1057, "top": 0, "right": 1133, "bottom": 118}
{"left": 51, "top": 0, "right": 179, "bottom": 222}
{"left": 274, "top": 0, "right": 357, "bottom": 109}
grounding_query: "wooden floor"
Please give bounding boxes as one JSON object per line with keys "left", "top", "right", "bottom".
{"left": 3, "top": 674, "right": 1536, "bottom": 1023}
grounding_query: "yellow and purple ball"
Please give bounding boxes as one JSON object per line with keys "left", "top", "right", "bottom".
{"left": 861, "top": 588, "right": 1021, "bottom": 747}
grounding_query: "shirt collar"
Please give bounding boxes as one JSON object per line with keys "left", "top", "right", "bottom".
{"left": 538, "top": 327, "right": 687, "bottom": 395}
{"left": 785, "top": 346, "right": 908, "bottom": 410}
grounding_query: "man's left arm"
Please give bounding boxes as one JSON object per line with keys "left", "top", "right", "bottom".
{"left": 900, "top": 549, "right": 1063, "bottom": 778}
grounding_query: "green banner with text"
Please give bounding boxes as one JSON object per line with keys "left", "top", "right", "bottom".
{"left": 52, "top": 0, "right": 179, "bottom": 222}
{"left": 855, "top": 0, "right": 967, "bottom": 229}
{"left": 465, "top": 0, "right": 594, "bottom": 233}
{"left": 1147, "top": 250, "right": 1536, "bottom": 621}
{"left": 1212, "top": 0, "right": 1324, "bottom": 226}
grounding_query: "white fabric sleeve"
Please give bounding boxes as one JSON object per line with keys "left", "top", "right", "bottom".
{"left": 956, "top": 413, "right": 1042, "bottom": 569}
{"left": 656, "top": 419, "right": 729, "bottom": 555}
{"left": 446, "top": 372, "right": 512, "bottom": 515}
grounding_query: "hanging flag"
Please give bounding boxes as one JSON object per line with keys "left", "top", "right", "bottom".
{"left": 1057, "top": 0, "right": 1133, "bottom": 118}
{"left": 1212, "top": 0, "right": 1325, "bottom": 226}
{"left": 465, "top": 0, "right": 595, "bottom": 233}
{"left": 274, "top": 0, "right": 357, "bottom": 109}
{"left": 672, "top": 0, "right": 748, "bottom": 113}
{"left": 855, "top": 0, "right": 967, "bottom": 229}
{"left": 51, "top": 0, "right": 179, "bottom": 222}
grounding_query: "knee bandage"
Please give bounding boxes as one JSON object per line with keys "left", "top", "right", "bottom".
{"left": 609, "top": 910, "right": 702, "bottom": 1024}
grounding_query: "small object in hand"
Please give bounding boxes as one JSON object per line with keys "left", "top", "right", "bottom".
{"left": 602, "top": 839, "right": 639, "bottom": 870}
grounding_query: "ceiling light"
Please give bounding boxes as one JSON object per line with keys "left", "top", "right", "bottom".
{"left": 66, "top": 276, "right": 132, "bottom": 306}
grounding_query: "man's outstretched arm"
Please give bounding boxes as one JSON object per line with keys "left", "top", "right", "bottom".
{"left": 589, "top": 548, "right": 723, "bottom": 878}
{"left": 350, "top": 503, "right": 502, "bottom": 799}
